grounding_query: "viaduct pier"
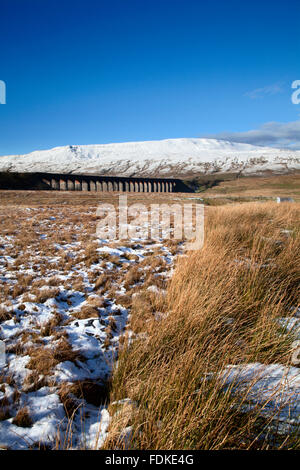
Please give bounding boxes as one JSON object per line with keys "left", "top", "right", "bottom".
{"left": 39, "top": 173, "right": 190, "bottom": 193}
{"left": 0, "top": 172, "right": 192, "bottom": 192}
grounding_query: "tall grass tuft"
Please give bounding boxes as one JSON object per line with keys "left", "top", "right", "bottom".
{"left": 107, "top": 202, "right": 300, "bottom": 450}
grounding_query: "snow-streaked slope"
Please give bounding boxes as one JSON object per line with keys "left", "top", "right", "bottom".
{"left": 0, "top": 138, "right": 299, "bottom": 177}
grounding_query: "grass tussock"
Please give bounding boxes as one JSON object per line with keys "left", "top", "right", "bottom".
{"left": 12, "top": 407, "right": 33, "bottom": 428}
{"left": 107, "top": 202, "right": 300, "bottom": 450}
{"left": 72, "top": 305, "right": 100, "bottom": 320}
{"left": 0, "top": 307, "right": 12, "bottom": 323}
{"left": 58, "top": 379, "right": 111, "bottom": 419}
{"left": 27, "top": 338, "right": 83, "bottom": 376}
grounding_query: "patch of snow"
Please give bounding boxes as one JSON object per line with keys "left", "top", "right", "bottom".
{"left": 220, "top": 363, "right": 300, "bottom": 433}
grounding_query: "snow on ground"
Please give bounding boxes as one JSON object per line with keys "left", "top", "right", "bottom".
{"left": 218, "top": 305, "right": 300, "bottom": 436}
{"left": 0, "top": 138, "right": 299, "bottom": 176}
{"left": 220, "top": 363, "right": 300, "bottom": 434}
{"left": 278, "top": 308, "right": 300, "bottom": 340}
{"left": 0, "top": 204, "right": 182, "bottom": 449}
{"left": 0, "top": 200, "right": 299, "bottom": 449}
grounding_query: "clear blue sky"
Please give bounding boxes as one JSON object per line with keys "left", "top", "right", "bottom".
{"left": 0, "top": 0, "right": 300, "bottom": 154}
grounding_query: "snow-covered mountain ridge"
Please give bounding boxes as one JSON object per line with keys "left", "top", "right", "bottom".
{"left": 0, "top": 138, "right": 299, "bottom": 177}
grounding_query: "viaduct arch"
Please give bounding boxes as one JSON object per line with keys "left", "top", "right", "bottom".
{"left": 40, "top": 173, "right": 184, "bottom": 193}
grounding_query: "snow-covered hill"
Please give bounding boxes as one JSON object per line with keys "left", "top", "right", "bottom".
{"left": 0, "top": 138, "right": 299, "bottom": 177}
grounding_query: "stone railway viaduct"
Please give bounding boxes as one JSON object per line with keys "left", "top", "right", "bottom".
{"left": 40, "top": 172, "right": 189, "bottom": 193}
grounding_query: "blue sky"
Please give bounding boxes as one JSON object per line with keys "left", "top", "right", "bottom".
{"left": 0, "top": 0, "right": 300, "bottom": 155}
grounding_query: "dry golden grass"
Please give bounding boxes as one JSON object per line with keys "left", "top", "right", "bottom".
{"left": 12, "top": 407, "right": 33, "bottom": 428}
{"left": 33, "top": 288, "right": 60, "bottom": 304}
{"left": 72, "top": 305, "right": 100, "bottom": 320}
{"left": 0, "top": 407, "right": 12, "bottom": 422}
{"left": 0, "top": 306, "right": 12, "bottom": 322}
{"left": 69, "top": 379, "right": 111, "bottom": 406}
{"left": 22, "top": 371, "right": 48, "bottom": 393}
{"left": 94, "top": 273, "right": 108, "bottom": 290}
{"left": 27, "top": 338, "right": 83, "bottom": 376}
{"left": 2, "top": 189, "right": 299, "bottom": 449}
{"left": 107, "top": 202, "right": 300, "bottom": 450}
{"left": 123, "top": 265, "right": 144, "bottom": 290}
{"left": 58, "top": 383, "right": 80, "bottom": 419}
{"left": 40, "top": 312, "right": 63, "bottom": 337}
{"left": 115, "top": 294, "right": 132, "bottom": 309}
{"left": 128, "top": 291, "right": 166, "bottom": 334}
